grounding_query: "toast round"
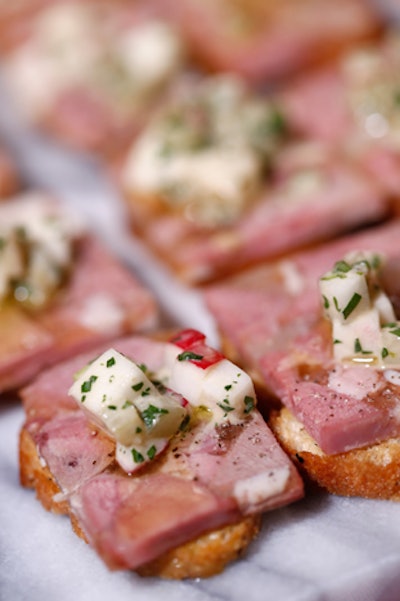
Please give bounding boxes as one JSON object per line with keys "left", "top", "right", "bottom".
{"left": 269, "top": 407, "right": 400, "bottom": 500}
{"left": 19, "top": 426, "right": 262, "bottom": 579}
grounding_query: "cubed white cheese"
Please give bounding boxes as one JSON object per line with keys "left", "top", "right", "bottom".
{"left": 122, "top": 75, "right": 282, "bottom": 226}
{"left": 117, "top": 21, "right": 183, "bottom": 93}
{"left": 69, "top": 348, "right": 187, "bottom": 449}
{"left": 320, "top": 267, "right": 370, "bottom": 325}
{"left": 0, "top": 194, "right": 83, "bottom": 305}
{"left": 168, "top": 354, "right": 256, "bottom": 424}
{"left": 320, "top": 250, "right": 400, "bottom": 368}
{"left": 201, "top": 359, "right": 256, "bottom": 422}
{"left": 69, "top": 348, "right": 152, "bottom": 447}
{"left": 167, "top": 357, "right": 206, "bottom": 405}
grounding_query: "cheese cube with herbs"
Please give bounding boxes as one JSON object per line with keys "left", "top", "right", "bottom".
{"left": 123, "top": 75, "right": 286, "bottom": 228}
{"left": 69, "top": 349, "right": 187, "bottom": 453}
{"left": 168, "top": 351, "right": 256, "bottom": 424}
{"left": 69, "top": 331, "right": 258, "bottom": 473}
{"left": 0, "top": 193, "right": 82, "bottom": 307}
{"left": 319, "top": 250, "right": 400, "bottom": 367}
{"left": 165, "top": 329, "right": 257, "bottom": 424}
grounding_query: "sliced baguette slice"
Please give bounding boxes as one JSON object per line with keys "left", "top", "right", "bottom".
{"left": 19, "top": 426, "right": 261, "bottom": 579}
{"left": 269, "top": 407, "right": 400, "bottom": 500}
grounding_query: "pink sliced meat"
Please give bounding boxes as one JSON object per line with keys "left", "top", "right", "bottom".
{"left": 0, "top": 306, "right": 54, "bottom": 393}
{"left": 281, "top": 68, "right": 353, "bottom": 142}
{"left": 35, "top": 236, "right": 158, "bottom": 356}
{"left": 42, "top": 87, "right": 139, "bottom": 158}
{"left": 205, "top": 220, "right": 400, "bottom": 455}
{"left": 173, "top": 159, "right": 388, "bottom": 282}
{"left": 2, "top": 0, "right": 183, "bottom": 157}
{"left": 282, "top": 67, "right": 400, "bottom": 195}
{"left": 160, "top": 0, "right": 380, "bottom": 84}
{"left": 20, "top": 332, "right": 304, "bottom": 570}
{"left": 73, "top": 472, "right": 240, "bottom": 570}
{"left": 29, "top": 412, "right": 115, "bottom": 493}
{"left": 281, "top": 32, "right": 400, "bottom": 197}
{"left": 259, "top": 331, "right": 400, "bottom": 454}
{"left": 183, "top": 409, "right": 303, "bottom": 514}
{"left": 0, "top": 236, "right": 158, "bottom": 392}
{"left": 139, "top": 151, "right": 389, "bottom": 284}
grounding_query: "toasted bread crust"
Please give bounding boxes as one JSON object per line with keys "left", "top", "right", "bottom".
{"left": 19, "top": 428, "right": 70, "bottom": 514}
{"left": 19, "top": 425, "right": 261, "bottom": 578}
{"left": 269, "top": 408, "right": 400, "bottom": 500}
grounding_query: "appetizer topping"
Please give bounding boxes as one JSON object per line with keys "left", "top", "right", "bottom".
{"left": 320, "top": 250, "right": 400, "bottom": 367}
{"left": 0, "top": 195, "right": 81, "bottom": 307}
{"left": 69, "top": 348, "right": 188, "bottom": 474}
{"left": 6, "top": 3, "right": 184, "bottom": 117}
{"left": 114, "top": 21, "right": 184, "bottom": 99}
{"left": 343, "top": 35, "right": 400, "bottom": 145}
{"left": 123, "top": 75, "right": 287, "bottom": 226}
{"left": 165, "top": 329, "right": 257, "bottom": 425}
{"left": 69, "top": 330, "right": 257, "bottom": 472}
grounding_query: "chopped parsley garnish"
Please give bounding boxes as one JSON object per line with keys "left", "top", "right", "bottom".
{"left": 354, "top": 338, "right": 372, "bottom": 354}
{"left": 107, "top": 405, "right": 117, "bottom": 411}
{"left": 132, "top": 381, "right": 144, "bottom": 392}
{"left": 342, "top": 293, "right": 362, "bottom": 320}
{"left": 147, "top": 445, "right": 157, "bottom": 461}
{"left": 217, "top": 400, "right": 234, "bottom": 413}
{"left": 266, "top": 108, "right": 287, "bottom": 137}
{"left": 382, "top": 347, "right": 389, "bottom": 359}
{"left": 140, "top": 404, "right": 169, "bottom": 428}
{"left": 244, "top": 395, "right": 255, "bottom": 414}
{"left": 333, "top": 260, "right": 352, "bottom": 274}
{"left": 177, "top": 350, "right": 204, "bottom": 362}
{"left": 131, "top": 449, "right": 144, "bottom": 463}
{"left": 332, "top": 297, "right": 340, "bottom": 312}
{"left": 122, "top": 400, "right": 134, "bottom": 409}
{"left": 322, "top": 295, "right": 329, "bottom": 309}
{"left": 81, "top": 374, "right": 98, "bottom": 393}
{"left": 106, "top": 357, "right": 116, "bottom": 368}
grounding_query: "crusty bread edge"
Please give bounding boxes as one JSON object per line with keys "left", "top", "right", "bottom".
{"left": 269, "top": 407, "right": 400, "bottom": 500}
{"left": 19, "top": 425, "right": 262, "bottom": 579}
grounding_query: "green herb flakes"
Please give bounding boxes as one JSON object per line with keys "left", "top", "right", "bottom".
{"left": 147, "top": 445, "right": 157, "bottom": 460}
{"left": 177, "top": 350, "right": 204, "bottom": 362}
{"left": 342, "top": 292, "right": 361, "bottom": 320}
{"left": 244, "top": 395, "right": 255, "bottom": 414}
{"left": 81, "top": 374, "right": 98, "bottom": 393}
{"left": 132, "top": 449, "right": 145, "bottom": 463}
{"left": 141, "top": 404, "right": 168, "bottom": 428}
